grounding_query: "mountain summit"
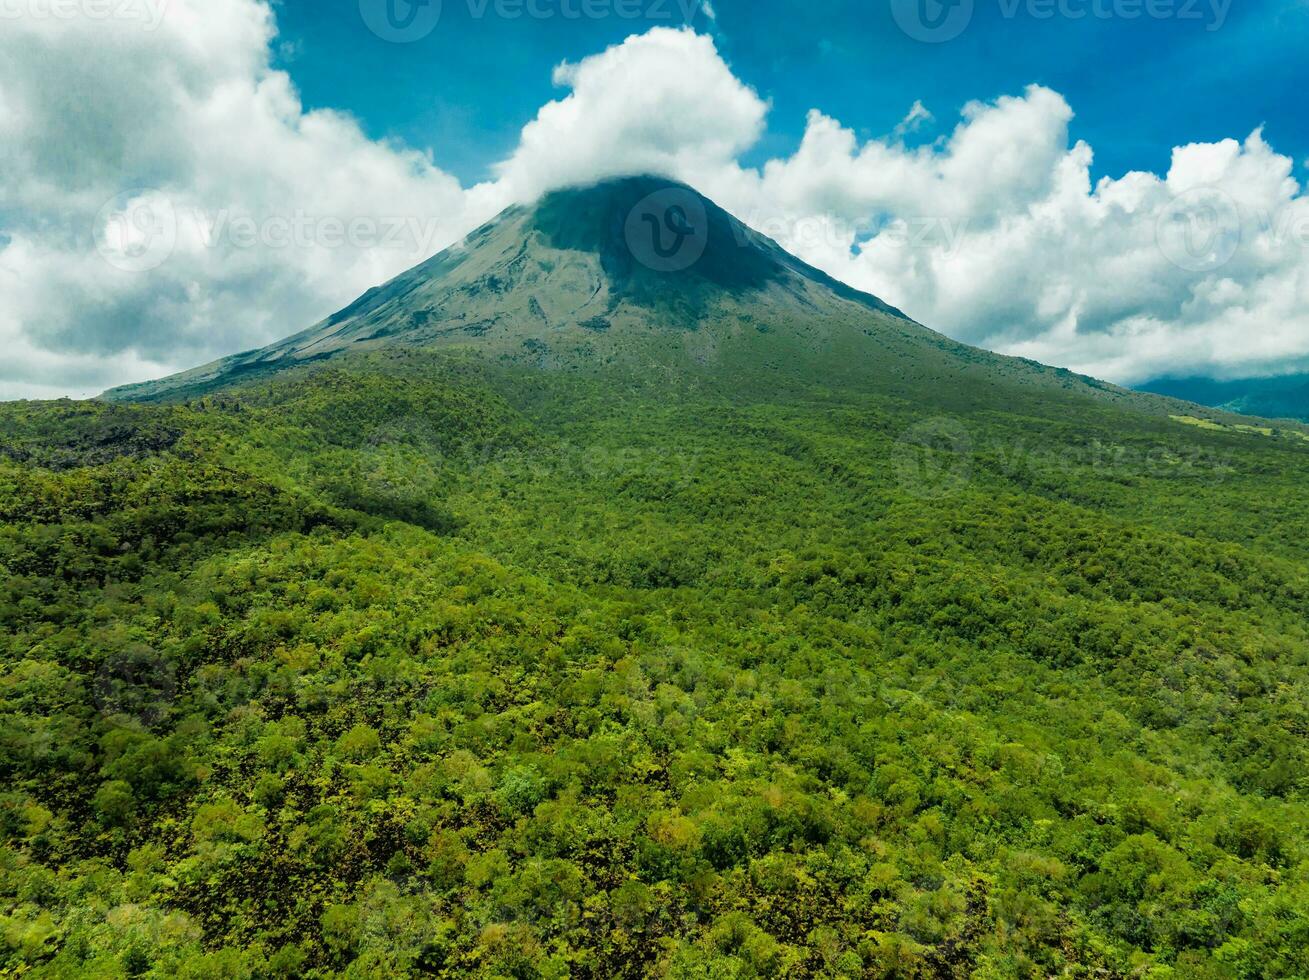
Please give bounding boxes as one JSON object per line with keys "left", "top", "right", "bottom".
{"left": 106, "top": 176, "right": 922, "bottom": 400}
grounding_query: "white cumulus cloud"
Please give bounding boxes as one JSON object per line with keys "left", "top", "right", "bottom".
{"left": 0, "top": 0, "right": 475, "bottom": 399}
{"left": 665, "top": 86, "right": 1309, "bottom": 385}
{"left": 492, "top": 28, "right": 767, "bottom": 201}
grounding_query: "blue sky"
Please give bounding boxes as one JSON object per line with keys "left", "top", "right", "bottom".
{"left": 273, "top": 0, "right": 1308, "bottom": 187}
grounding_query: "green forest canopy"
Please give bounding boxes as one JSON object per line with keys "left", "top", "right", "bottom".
{"left": 3, "top": 351, "right": 1309, "bottom": 977}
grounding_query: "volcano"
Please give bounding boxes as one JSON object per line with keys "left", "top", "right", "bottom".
{"left": 105, "top": 175, "right": 1144, "bottom": 410}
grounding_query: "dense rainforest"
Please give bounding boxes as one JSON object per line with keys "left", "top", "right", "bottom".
{"left": 3, "top": 348, "right": 1309, "bottom": 978}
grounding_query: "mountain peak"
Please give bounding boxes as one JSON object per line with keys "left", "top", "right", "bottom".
{"left": 105, "top": 176, "right": 914, "bottom": 401}
{"left": 524, "top": 175, "right": 901, "bottom": 315}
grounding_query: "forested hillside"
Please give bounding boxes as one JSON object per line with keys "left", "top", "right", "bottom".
{"left": 1141, "top": 375, "right": 1309, "bottom": 425}
{"left": 4, "top": 350, "right": 1309, "bottom": 977}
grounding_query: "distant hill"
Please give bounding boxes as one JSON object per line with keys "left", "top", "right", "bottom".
{"left": 1140, "top": 373, "right": 1309, "bottom": 422}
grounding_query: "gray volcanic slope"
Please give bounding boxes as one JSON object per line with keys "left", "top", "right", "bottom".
{"left": 105, "top": 175, "right": 1182, "bottom": 414}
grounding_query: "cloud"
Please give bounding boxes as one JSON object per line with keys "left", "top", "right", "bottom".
{"left": 892, "top": 100, "right": 933, "bottom": 139}
{"left": 0, "top": 0, "right": 476, "bottom": 399}
{"left": 492, "top": 28, "right": 766, "bottom": 201}
{"left": 697, "top": 109, "right": 1309, "bottom": 385}
{"left": 1, "top": 13, "right": 1307, "bottom": 398}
